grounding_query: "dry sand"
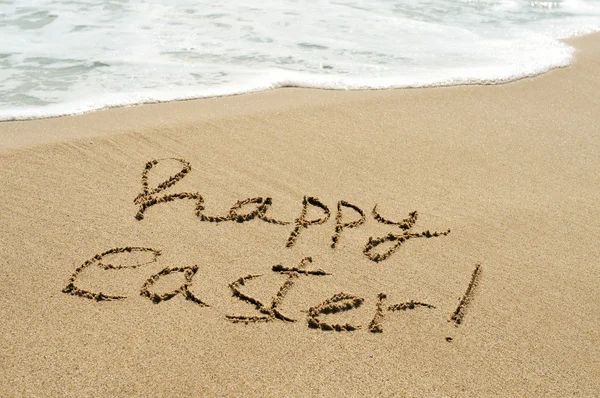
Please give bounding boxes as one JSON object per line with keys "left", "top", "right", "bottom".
{"left": 1, "top": 33, "right": 599, "bottom": 397}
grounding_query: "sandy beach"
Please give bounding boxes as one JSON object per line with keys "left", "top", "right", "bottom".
{"left": 1, "top": 33, "right": 599, "bottom": 396}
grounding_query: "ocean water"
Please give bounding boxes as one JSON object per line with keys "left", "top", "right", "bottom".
{"left": 0, "top": 0, "right": 599, "bottom": 121}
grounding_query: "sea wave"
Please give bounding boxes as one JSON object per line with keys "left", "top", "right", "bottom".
{"left": 0, "top": 0, "right": 599, "bottom": 121}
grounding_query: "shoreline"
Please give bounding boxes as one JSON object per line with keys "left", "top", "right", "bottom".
{"left": 0, "top": 32, "right": 598, "bottom": 152}
{"left": 1, "top": 32, "right": 599, "bottom": 396}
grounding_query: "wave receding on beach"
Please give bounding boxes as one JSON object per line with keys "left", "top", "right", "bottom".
{"left": 0, "top": 0, "right": 599, "bottom": 121}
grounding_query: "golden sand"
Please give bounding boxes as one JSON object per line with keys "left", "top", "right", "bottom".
{"left": 1, "top": 34, "right": 599, "bottom": 396}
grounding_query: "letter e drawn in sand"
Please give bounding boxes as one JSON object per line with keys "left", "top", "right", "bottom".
{"left": 286, "top": 196, "right": 331, "bottom": 248}
{"left": 226, "top": 257, "right": 330, "bottom": 323}
{"left": 62, "top": 247, "right": 161, "bottom": 301}
{"left": 307, "top": 292, "right": 364, "bottom": 332}
{"left": 140, "top": 265, "right": 209, "bottom": 306}
{"left": 364, "top": 208, "right": 451, "bottom": 262}
{"left": 134, "top": 158, "right": 204, "bottom": 220}
{"left": 450, "top": 263, "right": 482, "bottom": 326}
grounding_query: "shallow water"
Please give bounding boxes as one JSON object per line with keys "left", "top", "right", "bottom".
{"left": 0, "top": 0, "right": 599, "bottom": 120}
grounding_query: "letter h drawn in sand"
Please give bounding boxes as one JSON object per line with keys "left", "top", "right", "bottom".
{"left": 134, "top": 158, "right": 291, "bottom": 224}
{"left": 226, "top": 257, "right": 330, "bottom": 323}
{"left": 134, "top": 158, "right": 204, "bottom": 220}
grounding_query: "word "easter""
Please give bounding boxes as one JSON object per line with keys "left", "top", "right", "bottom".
{"left": 62, "top": 247, "right": 482, "bottom": 333}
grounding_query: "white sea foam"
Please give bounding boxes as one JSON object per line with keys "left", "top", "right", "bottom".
{"left": 0, "top": 0, "right": 599, "bottom": 121}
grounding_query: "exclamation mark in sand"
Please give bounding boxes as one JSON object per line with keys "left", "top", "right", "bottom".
{"left": 446, "top": 264, "right": 482, "bottom": 342}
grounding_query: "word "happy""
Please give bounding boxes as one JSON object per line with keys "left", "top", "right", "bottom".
{"left": 133, "top": 158, "right": 451, "bottom": 262}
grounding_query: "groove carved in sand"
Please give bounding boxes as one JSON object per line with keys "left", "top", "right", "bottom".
{"left": 61, "top": 158, "right": 479, "bottom": 338}
{"left": 226, "top": 257, "right": 329, "bottom": 323}
{"left": 450, "top": 263, "right": 482, "bottom": 326}
{"left": 364, "top": 209, "right": 451, "bottom": 262}
{"left": 62, "top": 247, "right": 162, "bottom": 301}
{"left": 331, "top": 200, "right": 366, "bottom": 248}
{"left": 140, "top": 265, "right": 209, "bottom": 306}
{"left": 286, "top": 196, "right": 331, "bottom": 248}
{"left": 134, "top": 159, "right": 451, "bottom": 262}
{"left": 308, "top": 292, "right": 364, "bottom": 331}
{"left": 367, "top": 293, "right": 436, "bottom": 333}
{"left": 63, "top": 247, "right": 482, "bottom": 336}
{"left": 134, "top": 158, "right": 205, "bottom": 221}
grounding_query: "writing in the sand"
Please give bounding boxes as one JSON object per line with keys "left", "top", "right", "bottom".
{"left": 62, "top": 158, "right": 481, "bottom": 334}
{"left": 133, "top": 158, "right": 451, "bottom": 261}
{"left": 63, "top": 247, "right": 481, "bottom": 333}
